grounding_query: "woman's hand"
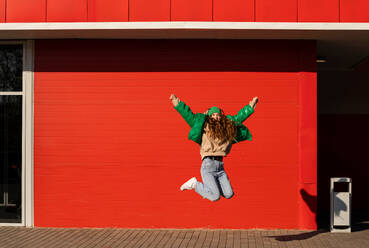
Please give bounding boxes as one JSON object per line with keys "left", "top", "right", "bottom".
{"left": 170, "top": 94, "right": 180, "bottom": 107}
{"left": 249, "top": 96, "right": 259, "bottom": 109}
{"left": 169, "top": 94, "right": 177, "bottom": 100}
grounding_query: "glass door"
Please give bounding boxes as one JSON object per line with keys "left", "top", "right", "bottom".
{"left": 0, "top": 44, "right": 23, "bottom": 223}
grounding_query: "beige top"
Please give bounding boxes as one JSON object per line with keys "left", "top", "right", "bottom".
{"left": 200, "top": 123, "right": 233, "bottom": 160}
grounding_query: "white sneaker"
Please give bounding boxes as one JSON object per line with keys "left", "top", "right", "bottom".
{"left": 180, "top": 177, "right": 197, "bottom": 191}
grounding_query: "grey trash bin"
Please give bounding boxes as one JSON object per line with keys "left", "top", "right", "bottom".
{"left": 330, "top": 177, "right": 352, "bottom": 232}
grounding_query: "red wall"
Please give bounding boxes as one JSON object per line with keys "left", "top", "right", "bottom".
{"left": 88, "top": 0, "right": 128, "bottom": 22}
{"left": 171, "top": 0, "right": 212, "bottom": 21}
{"left": 0, "top": 0, "right": 5, "bottom": 22}
{"left": 213, "top": 0, "right": 254, "bottom": 21}
{"left": 298, "top": 43, "right": 317, "bottom": 229}
{"left": 129, "top": 0, "right": 169, "bottom": 21}
{"left": 2, "top": 0, "right": 369, "bottom": 22}
{"left": 6, "top": 0, "right": 46, "bottom": 22}
{"left": 0, "top": 0, "right": 6, "bottom": 22}
{"left": 298, "top": 0, "right": 339, "bottom": 22}
{"left": 256, "top": 0, "right": 297, "bottom": 22}
{"left": 340, "top": 0, "right": 369, "bottom": 22}
{"left": 34, "top": 39, "right": 317, "bottom": 229}
{"left": 47, "top": 0, "right": 87, "bottom": 22}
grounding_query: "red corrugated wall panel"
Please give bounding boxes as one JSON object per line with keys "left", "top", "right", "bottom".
{"left": 87, "top": 0, "right": 128, "bottom": 22}
{"left": 213, "top": 0, "right": 254, "bottom": 21}
{"left": 2, "top": 0, "right": 369, "bottom": 23}
{"left": 171, "top": 0, "right": 212, "bottom": 21}
{"left": 47, "top": 0, "right": 87, "bottom": 22}
{"left": 34, "top": 39, "right": 316, "bottom": 229}
{"left": 130, "top": 0, "right": 170, "bottom": 21}
{"left": 0, "top": 0, "right": 5, "bottom": 22}
{"left": 340, "top": 0, "right": 369, "bottom": 22}
{"left": 256, "top": 0, "right": 297, "bottom": 22}
{"left": 298, "top": 0, "right": 339, "bottom": 22}
{"left": 297, "top": 41, "right": 317, "bottom": 229}
{"left": 6, "top": 0, "right": 46, "bottom": 22}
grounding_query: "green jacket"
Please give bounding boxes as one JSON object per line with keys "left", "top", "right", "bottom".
{"left": 174, "top": 101, "right": 255, "bottom": 145}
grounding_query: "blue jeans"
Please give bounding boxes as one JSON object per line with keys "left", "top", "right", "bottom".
{"left": 195, "top": 157, "right": 234, "bottom": 201}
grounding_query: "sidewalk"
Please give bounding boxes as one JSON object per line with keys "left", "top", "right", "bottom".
{"left": 0, "top": 225, "right": 368, "bottom": 248}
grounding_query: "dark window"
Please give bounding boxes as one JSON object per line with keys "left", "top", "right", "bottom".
{"left": 0, "top": 45, "right": 23, "bottom": 91}
{"left": 0, "top": 93, "right": 23, "bottom": 224}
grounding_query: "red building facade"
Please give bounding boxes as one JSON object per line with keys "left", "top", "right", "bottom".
{"left": 0, "top": 0, "right": 368, "bottom": 230}
{"left": 2, "top": 0, "right": 369, "bottom": 22}
{"left": 33, "top": 39, "right": 316, "bottom": 229}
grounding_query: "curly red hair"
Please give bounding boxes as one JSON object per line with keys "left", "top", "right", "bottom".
{"left": 204, "top": 114, "right": 237, "bottom": 144}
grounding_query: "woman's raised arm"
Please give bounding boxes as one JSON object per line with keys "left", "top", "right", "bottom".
{"left": 170, "top": 94, "right": 197, "bottom": 127}
{"left": 227, "top": 96, "right": 258, "bottom": 123}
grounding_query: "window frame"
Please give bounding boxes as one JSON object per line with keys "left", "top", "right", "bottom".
{"left": 0, "top": 40, "right": 34, "bottom": 227}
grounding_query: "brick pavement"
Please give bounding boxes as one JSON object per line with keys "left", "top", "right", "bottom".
{"left": 0, "top": 225, "right": 368, "bottom": 248}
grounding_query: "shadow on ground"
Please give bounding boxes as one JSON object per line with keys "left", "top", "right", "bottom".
{"left": 351, "top": 222, "right": 369, "bottom": 232}
{"left": 266, "top": 230, "right": 328, "bottom": 241}
{"left": 266, "top": 219, "right": 369, "bottom": 241}
{"left": 318, "top": 210, "right": 369, "bottom": 232}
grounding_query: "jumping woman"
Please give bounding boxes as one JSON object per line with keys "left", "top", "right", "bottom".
{"left": 170, "top": 94, "right": 258, "bottom": 202}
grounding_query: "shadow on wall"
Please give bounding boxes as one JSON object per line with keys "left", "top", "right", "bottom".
{"left": 35, "top": 39, "right": 315, "bottom": 73}
{"left": 300, "top": 189, "right": 317, "bottom": 214}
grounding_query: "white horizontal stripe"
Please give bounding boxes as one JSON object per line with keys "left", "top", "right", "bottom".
{"left": 0, "top": 22, "right": 369, "bottom": 31}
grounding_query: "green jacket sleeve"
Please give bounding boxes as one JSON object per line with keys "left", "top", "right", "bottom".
{"left": 227, "top": 104, "right": 255, "bottom": 123}
{"left": 174, "top": 100, "right": 197, "bottom": 127}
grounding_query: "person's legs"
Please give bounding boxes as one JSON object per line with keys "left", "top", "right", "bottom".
{"left": 217, "top": 163, "right": 234, "bottom": 199}
{"left": 195, "top": 159, "right": 221, "bottom": 202}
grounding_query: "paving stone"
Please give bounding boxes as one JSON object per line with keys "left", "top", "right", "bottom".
{"left": 0, "top": 226, "right": 368, "bottom": 248}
